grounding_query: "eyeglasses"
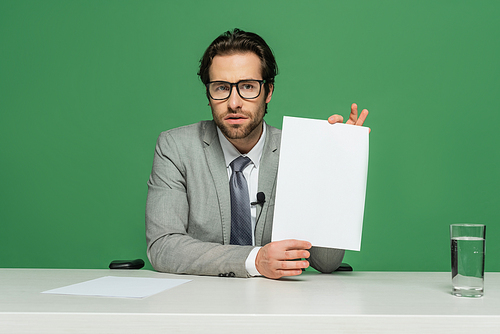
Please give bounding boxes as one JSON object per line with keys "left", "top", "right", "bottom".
{"left": 206, "top": 80, "right": 264, "bottom": 100}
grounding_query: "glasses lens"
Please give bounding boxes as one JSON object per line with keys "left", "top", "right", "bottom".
{"left": 238, "top": 80, "right": 261, "bottom": 99}
{"left": 209, "top": 82, "right": 231, "bottom": 99}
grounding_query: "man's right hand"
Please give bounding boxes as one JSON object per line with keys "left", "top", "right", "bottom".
{"left": 255, "top": 239, "right": 312, "bottom": 279}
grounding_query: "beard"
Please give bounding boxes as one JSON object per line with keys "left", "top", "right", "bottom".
{"left": 212, "top": 102, "right": 266, "bottom": 140}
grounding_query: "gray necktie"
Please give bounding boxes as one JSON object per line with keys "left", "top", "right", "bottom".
{"left": 229, "top": 156, "right": 252, "bottom": 245}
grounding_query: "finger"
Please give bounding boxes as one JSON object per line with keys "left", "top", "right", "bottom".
{"left": 346, "top": 103, "right": 358, "bottom": 125}
{"left": 275, "top": 269, "right": 304, "bottom": 277}
{"left": 283, "top": 249, "right": 310, "bottom": 260}
{"left": 268, "top": 260, "right": 309, "bottom": 279}
{"left": 328, "top": 115, "right": 343, "bottom": 124}
{"left": 277, "top": 239, "right": 312, "bottom": 250}
{"left": 279, "top": 260, "right": 309, "bottom": 270}
{"left": 355, "top": 109, "right": 369, "bottom": 126}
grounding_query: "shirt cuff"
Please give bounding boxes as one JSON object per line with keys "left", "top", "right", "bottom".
{"left": 245, "top": 247, "right": 262, "bottom": 277}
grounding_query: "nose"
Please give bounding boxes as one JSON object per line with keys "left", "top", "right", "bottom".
{"left": 227, "top": 85, "right": 243, "bottom": 110}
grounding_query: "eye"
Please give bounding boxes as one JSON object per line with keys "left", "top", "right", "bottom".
{"left": 239, "top": 81, "right": 257, "bottom": 91}
{"left": 211, "top": 82, "right": 230, "bottom": 92}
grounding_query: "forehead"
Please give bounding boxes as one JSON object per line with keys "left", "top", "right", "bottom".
{"left": 209, "top": 52, "right": 263, "bottom": 81}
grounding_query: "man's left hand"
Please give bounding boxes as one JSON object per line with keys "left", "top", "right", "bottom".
{"left": 327, "top": 103, "right": 370, "bottom": 132}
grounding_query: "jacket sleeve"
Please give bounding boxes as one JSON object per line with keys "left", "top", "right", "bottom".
{"left": 308, "top": 247, "right": 345, "bottom": 273}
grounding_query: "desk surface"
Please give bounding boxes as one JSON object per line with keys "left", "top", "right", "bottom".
{"left": 1, "top": 269, "right": 499, "bottom": 333}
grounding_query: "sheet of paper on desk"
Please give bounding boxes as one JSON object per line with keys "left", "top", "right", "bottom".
{"left": 271, "top": 116, "right": 369, "bottom": 251}
{"left": 42, "top": 276, "right": 191, "bottom": 298}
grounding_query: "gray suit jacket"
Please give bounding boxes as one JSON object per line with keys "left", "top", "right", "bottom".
{"left": 146, "top": 120, "right": 344, "bottom": 277}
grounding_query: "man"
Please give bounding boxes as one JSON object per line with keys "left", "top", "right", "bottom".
{"left": 146, "top": 29, "right": 368, "bottom": 279}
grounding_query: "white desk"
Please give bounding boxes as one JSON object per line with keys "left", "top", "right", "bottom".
{"left": 1, "top": 269, "right": 499, "bottom": 333}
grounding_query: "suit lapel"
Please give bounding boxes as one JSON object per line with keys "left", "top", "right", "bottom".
{"left": 254, "top": 123, "right": 280, "bottom": 245}
{"left": 202, "top": 121, "right": 232, "bottom": 244}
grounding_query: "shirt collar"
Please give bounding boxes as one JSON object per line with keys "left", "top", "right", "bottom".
{"left": 217, "top": 122, "right": 267, "bottom": 169}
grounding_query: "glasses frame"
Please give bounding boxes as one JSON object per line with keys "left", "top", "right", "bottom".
{"left": 206, "top": 79, "right": 265, "bottom": 100}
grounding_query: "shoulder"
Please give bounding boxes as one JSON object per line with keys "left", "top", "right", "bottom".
{"left": 264, "top": 122, "right": 282, "bottom": 148}
{"left": 158, "top": 120, "right": 215, "bottom": 140}
{"left": 266, "top": 123, "right": 281, "bottom": 136}
{"left": 155, "top": 120, "right": 217, "bottom": 154}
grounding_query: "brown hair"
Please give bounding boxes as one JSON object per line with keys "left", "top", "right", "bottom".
{"left": 198, "top": 28, "right": 278, "bottom": 98}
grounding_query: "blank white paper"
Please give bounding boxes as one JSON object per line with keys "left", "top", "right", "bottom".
{"left": 271, "top": 116, "right": 369, "bottom": 251}
{"left": 42, "top": 276, "right": 191, "bottom": 298}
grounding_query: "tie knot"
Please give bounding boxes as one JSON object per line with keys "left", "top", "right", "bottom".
{"left": 230, "top": 156, "right": 251, "bottom": 173}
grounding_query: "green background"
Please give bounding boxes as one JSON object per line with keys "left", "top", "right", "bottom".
{"left": 1, "top": 0, "right": 498, "bottom": 272}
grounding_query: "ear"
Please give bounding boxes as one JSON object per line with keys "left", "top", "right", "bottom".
{"left": 265, "top": 84, "right": 274, "bottom": 104}
{"left": 206, "top": 88, "right": 213, "bottom": 107}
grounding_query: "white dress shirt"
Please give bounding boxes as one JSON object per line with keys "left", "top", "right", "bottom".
{"left": 217, "top": 123, "right": 266, "bottom": 276}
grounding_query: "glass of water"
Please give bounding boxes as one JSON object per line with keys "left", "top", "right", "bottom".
{"left": 450, "top": 224, "right": 486, "bottom": 297}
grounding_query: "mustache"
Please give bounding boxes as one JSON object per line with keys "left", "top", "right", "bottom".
{"left": 227, "top": 106, "right": 242, "bottom": 113}
{"left": 225, "top": 108, "right": 250, "bottom": 117}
